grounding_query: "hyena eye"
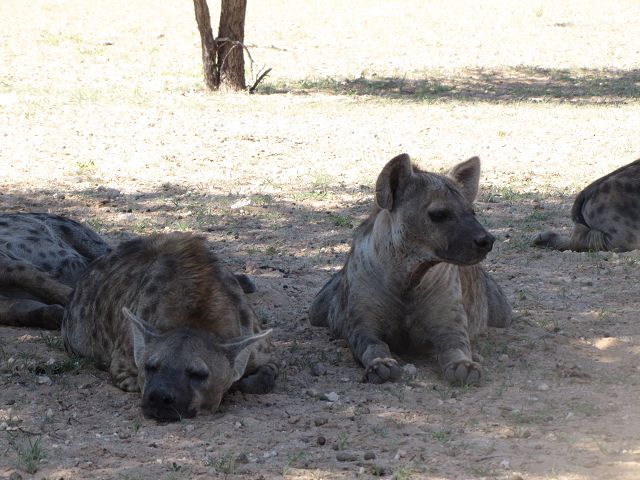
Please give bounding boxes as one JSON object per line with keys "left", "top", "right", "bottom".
{"left": 428, "top": 209, "right": 453, "bottom": 223}
{"left": 186, "top": 369, "right": 209, "bottom": 382}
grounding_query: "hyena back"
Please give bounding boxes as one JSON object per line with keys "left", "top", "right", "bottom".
{"left": 0, "top": 213, "right": 111, "bottom": 328}
{"left": 533, "top": 158, "right": 640, "bottom": 252}
{"left": 62, "top": 233, "right": 276, "bottom": 421}
{"left": 309, "top": 154, "right": 511, "bottom": 384}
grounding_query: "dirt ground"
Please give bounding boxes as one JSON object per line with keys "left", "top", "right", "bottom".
{"left": 1, "top": 1, "right": 640, "bottom": 479}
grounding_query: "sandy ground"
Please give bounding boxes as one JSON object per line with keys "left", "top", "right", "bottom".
{"left": 1, "top": 1, "right": 640, "bottom": 479}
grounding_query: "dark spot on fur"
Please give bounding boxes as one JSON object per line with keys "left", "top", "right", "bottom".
{"left": 16, "top": 264, "right": 25, "bottom": 272}
{"left": 239, "top": 309, "right": 252, "bottom": 328}
{"left": 116, "top": 238, "right": 147, "bottom": 257}
{"left": 595, "top": 205, "right": 605, "bottom": 216}
{"left": 627, "top": 233, "right": 637, "bottom": 244}
{"left": 0, "top": 221, "right": 8, "bottom": 227}
{"left": 59, "top": 224, "right": 72, "bottom": 235}
{"left": 145, "top": 284, "right": 159, "bottom": 295}
{"left": 600, "top": 182, "right": 611, "bottom": 194}
{"left": 41, "top": 262, "right": 52, "bottom": 271}
{"left": 613, "top": 215, "right": 621, "bottom": 222}
{"left": 5, "top": 242, "right": 11, "bottom": 250}
{"left": 609, "top": 228, "right": 618, "bottom": 235}
{"left": 28, "top": 228, "right": 39, "bottom": 235}
{"left": 26, "top": 235, "right": 40, "bottom": 243}
{"left": 38, "top": 252, "right": 46, "bottom": 258}
{"left": 142, "top": 306, "right": 152, "bottom": 318}
{"left": 58, "top": 249, "right": 66, "bottom": 256}
{"left": 6, "top": 266, "right": 13, "bottom": 273}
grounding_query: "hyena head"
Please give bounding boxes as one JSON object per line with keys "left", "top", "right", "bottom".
{"left": 124, "top": 308, "right": 271, "bottom": 422}
{"left": 375, "top": 153, "right": 493, "bottom": 266}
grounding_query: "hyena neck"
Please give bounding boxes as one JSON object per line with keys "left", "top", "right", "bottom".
{"left": 367, "top": 212, "right": 440, "bottom": 292}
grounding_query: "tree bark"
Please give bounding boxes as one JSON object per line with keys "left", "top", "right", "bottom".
{"left": 193, "top": 0, "right": 218, "bottom": 90}
{"left": 217, "top": 0, "right": 247, "bottom": 91}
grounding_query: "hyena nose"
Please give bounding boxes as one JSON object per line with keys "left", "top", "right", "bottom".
{"left": 148, "top": 390, "right": 175, "bottom": 407}
{"left": 473, "top": 233, "right": 495, "bottom": 251}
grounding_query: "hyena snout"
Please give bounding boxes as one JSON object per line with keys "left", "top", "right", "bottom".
{"left": 142, "top": 384, "right": 195, "bottom": 421}
{"left": 473, "top": 231, "right": 495, "bottom": 252}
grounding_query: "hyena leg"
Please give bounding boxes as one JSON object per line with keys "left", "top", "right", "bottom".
{"left": 308, "top": 272, "right": 343, "bottom": 327}
{"left": 109, "top": 356, "right": 140, "bottom": 392}
{"left": 0, "top": 297, "right": 64, "bottom": 329}
{"left": 230, "top": 363, "right": 278, "bottom": 394}
{"left": 568, "top": 223, "right": 610, "bottom": 251}
{"left": 423, "top": 313, "right": 481, "bottom": 384}
{"left": 482, "top": 270, "right": 512, "bottom": 328}
{"left": 347, "top": 328, "right": 402, "bottom": 384}
{"left": 531, "top": 230, "right": 571, "bottom": 250}
{"left": 0, "top": 258, "right": 72, "bottom": 305}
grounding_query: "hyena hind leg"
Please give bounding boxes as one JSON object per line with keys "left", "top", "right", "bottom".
{"left": 568, "top": 223, "right": 610, "bottom": 252}
{"left": 531, "top": 230, "right": 571, "bottom": 250}
{"left": 308, "top": 272, "right": 343, "bottom": 327}
{"left": 0, "top": 298, "right": 64, "bottom": 329}
{"left": 231, "top": 363, "right": 278, "bottom": 394}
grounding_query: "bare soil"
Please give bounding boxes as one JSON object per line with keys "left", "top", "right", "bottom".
{"left": 1, "top": 1, "right": 640, "bottom": 479}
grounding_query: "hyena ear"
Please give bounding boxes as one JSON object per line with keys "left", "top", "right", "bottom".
{"left": 123, "top": 307, "right": 159, "bottom": 368}
{"left": 449, "top": 156, "right": 481, "bottom": 203}
{"left": 375, "top": 153, "right": 414, "bottom": 210}
{"left": 220, "top": 329, "right": 272, "bottom": 382}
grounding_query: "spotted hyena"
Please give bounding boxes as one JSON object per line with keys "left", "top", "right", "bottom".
{"left": 309, "top": 154, "right": 511, "bottom": 384}
{"left": 61, "top": 233, "right": 276, "bottom": 421}
{"left": 0, "top": 213, "right": 111, "bottom": 328}
{"left": 533, "top": 158, "right": 640, "bottom": 252}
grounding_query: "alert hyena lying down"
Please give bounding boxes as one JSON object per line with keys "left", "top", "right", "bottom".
{"left": 309, "top": 154, "right": 511, "bottom": 384}
{"left": 62, "top": 233, "right": 276, "bottom": 421}
{"left": 0, "top": 213, "right": 112, "bottom": 328}
{"left": 533, "top": 157, "right": 640, "bottom": 252}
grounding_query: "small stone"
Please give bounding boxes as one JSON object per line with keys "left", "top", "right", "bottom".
{"left": 323, "top": 392, "right": 339, "bottom": 402}
{"left": 46, "top": 358, "right": 56, "bottom": 366}
{"left": 45, "top": 408, "right": 54, "bottom": 418}
{"left": 305, "top": 388, "right": 320, "bottom": 398}
{"left": 537, "top": 383, "right": 550, "bottom": 391}
{"left": 311, "top": 362, "right": 327, "bottom": 376}
{"left": 336, "top": 451, "right": 358, "bottom": 462}
{"left": 364, "top": 452, "right": 376, "bottom": 460}
{"left": 236, "top": 453, "right": 250, "bottom": 464}
{"left": 317, "top": 436, "right": 326, "bottom": 446}
{"left": 37, "top": 375, "right": 52, "bottom": 386}
{"left": 393, "top": 449, "right": 407, "bottom": 460}
{"left": 9, "top": 472, "right": 23, "bottom": 480}
{"left": 118, "top": 432, "right": 131, "bottom": 439}
{"left": 234, "top": 421, "right": 242, "bottom": 428}
{"left": 0, "top": 422, "right": 8, "bottom": 430}
{"left": 314, "top": 417, "right": 328, "bottom": 427}
{"left": 500, "top": 459, "right": 510, "bottom": 469}
{"left": 498, "top": 354, "right": 509, "bottom": 362}
{"left": 402, "top": 363, "right": 417, "bottom": 376}
{"left": 263, "top": 450, "right": 277, "bottom": 459}
{"left": 508, "top": 474, "right": 524, "bottom": 480}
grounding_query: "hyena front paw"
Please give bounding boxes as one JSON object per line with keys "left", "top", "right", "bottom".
{"left": 363, "top": 357, "right": 402, "bottom": 384}
{"left": 113, "top": 375, "right": 140, "bottom": 393}
{"left": 443, "top": 360, "right": 482, "bottom": 385}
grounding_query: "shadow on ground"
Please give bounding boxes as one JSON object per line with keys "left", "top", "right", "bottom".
{"left": 261, "top": 66, "right": 640, "bottom": 104}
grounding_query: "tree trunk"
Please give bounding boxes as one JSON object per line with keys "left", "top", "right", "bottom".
{"left": 216, "top": 0, "right": 247, "bottom": 91}
{"left": 193, "top": 0, "right": 218, "bottom": 90}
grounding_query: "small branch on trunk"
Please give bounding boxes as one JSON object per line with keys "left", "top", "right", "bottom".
{"left": 249, "top": 67, "right": 272, "bottom": 93}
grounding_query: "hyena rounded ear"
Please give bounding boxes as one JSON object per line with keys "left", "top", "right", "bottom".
{"left": 375, "top": 153, "right": 414, "bottom": 211}
{"left": 123, "top": 307, "right": 159, "bottom": 368}
{"left": 220, "top": 329, "right": 272, "bottom": 382}
{"left": 449, "top": 156, "right": 481, "bottom": 203}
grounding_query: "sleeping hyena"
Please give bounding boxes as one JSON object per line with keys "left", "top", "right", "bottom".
{"left": 533, "top": 158, "right": 640, "bottom": 252}
{"left": 0, "top": 213, "right": 111, "bottom": 328}
{"left": 309, "top": 154, "right": 511, "bottom": 384}
{"left": 62, "top": 233, "right": 276, "bottom": 421}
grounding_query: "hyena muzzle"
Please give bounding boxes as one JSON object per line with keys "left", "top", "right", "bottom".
{"left": 309, "top": 154, "right": 511, "bottom": 385}
{"left": 533, "top": 157, "right": 640, "bottom": 252}
{"left": 0, "top": 213, "right": 111, "bottom": 328}
{"left": 61, "top": 233, "right": 277, "bottom": 421}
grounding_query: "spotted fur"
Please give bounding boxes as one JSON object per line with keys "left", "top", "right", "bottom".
{"left": 62, "top": 233, "right": 276, "bottom": 421}
{"left": 309, "top": 154, "right": 511, "bottom": 384}
{"left": 533, "top": 158, "right": 640, "bottom": 252}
